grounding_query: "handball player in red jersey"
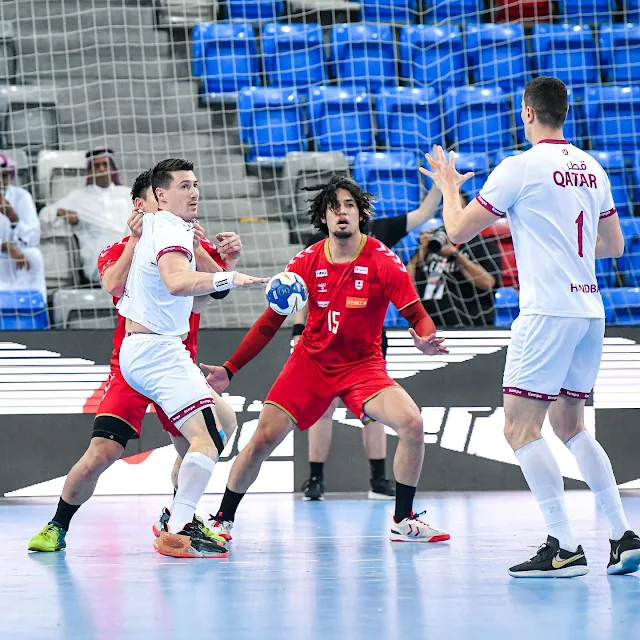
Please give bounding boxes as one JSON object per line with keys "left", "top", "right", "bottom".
{"left": 28, "top": 169, "right": 241, "bottom": 552}
{"left": 203, "top": 175, "right": 452, "bottom": 543}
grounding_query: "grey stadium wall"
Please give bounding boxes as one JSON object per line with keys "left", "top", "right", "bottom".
{"left": 1, "top": 328, "right": 640, "bottom": 497}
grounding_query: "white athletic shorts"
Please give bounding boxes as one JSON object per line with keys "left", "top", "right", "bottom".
{"left": 502, "top": 314, "right": 604, "bottom": 402}
{"left": 120, "top": 333, "right": 213, "bottom": 430}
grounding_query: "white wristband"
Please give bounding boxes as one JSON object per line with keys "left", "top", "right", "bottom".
{"left": 212, "top": 271, "right": 236, "bottom": 292}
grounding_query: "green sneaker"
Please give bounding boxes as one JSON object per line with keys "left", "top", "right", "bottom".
{"left": 28, "top": 522, "right": 67, "bottom": 552}
{"left": 192, "top": 515, "right": 227, "bottom": 546}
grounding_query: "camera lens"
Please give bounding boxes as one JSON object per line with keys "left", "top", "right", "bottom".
{"left": 428, "top": 229, "right": 447, "bottom": 253}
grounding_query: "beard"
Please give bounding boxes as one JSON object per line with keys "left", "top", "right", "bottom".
{"left": 332, "top": 229, "right": 353, "bottom": 240}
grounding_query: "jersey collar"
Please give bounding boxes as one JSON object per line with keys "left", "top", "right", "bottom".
{"left": 324, "top": 234, "right": 367, "bottom": 265}
{"left": 538, "top": 139, "right": 569, "bottom": 144}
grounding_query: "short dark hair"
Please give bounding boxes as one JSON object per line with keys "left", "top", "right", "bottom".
{"left": 130, "top": 169, "right": 153, "bottom": 203}
{"left": 523, "top": 76, "right": 568, "bottom": 129}
{"left": 305, "top": 175, "right": 373, "bottom": 235}
{"left": 151, "top": 158, "right": 194, "bottom": 199}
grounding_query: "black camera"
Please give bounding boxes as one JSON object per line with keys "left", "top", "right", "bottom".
{"left": 428, "top": 228, "right": 448, "bottom": 253}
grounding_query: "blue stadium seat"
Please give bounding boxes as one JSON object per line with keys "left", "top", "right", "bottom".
{"left": 330, "top": 24, "right": 396, "bottom": 93}
{"left": 374, "top": 87, "right": 444, "bottom": 151}
{"left": 399, "top": 25, "right": 466, "bottom": 90}
{"left": 599, "top": 24, "right": 640, "bottom": 85}
{"left": 192, "top": 23, "right": 259, "bottom": 98}
{"left": 556, "top": 0, "right": 615, "bottom": 23}
{"left": 465, "top": 24, "right": 528, "bottom": 94}
{"left": 494, "top": 287, "right": 519, "bottom": 328}
{"left": 585, "top": 85, "right": 640, "bottom": 153}
{"left": 425, "top": 0, "right": 484, "bottom": 22}
{"left": 601, "top": 288, "right": 640, "bottom": 325}
{"left": 227, "top": 0, "right": 284, "bottom": 20}
{"left": 238, "top": 88, "right": 307, "bottom": 163}
{"left": 454, "top": 152, "right": 490, "bottom": 202}
{"left": 634, "top": 151, "right": 640, "bottom": 208}
{"left": 587, "top": 151, "right": 633, "bottom": 218}
{"left": 531, "top": 25, "right": 599, "bottom": 94}
{"left": 308, "top": 87, "right": 375, "bottom": 157}
{"left": 0, "top": 290, "right": 49, "bottom": 330}
{"left": 514, "top": 88, "right": 583, "bottom": 147}
{"left": 618, "top": 218, "right": 640, "bottom": 286}
{"left": 262, "top": 23, "right": 326, "bottom": 90}
{"left": 444, "top": 86, "right": 513, "bottom": 153}
{"left": 596, "top": 258, "right": 616, "bottom": 288}
{"left": 361, "top": 0, "right": 419, "bottom": 23}
{"left": 352, "top": 151, "right": 421, "bottom": 218}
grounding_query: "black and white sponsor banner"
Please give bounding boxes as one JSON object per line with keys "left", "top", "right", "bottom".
{"left": 1, "top": 328, "right": 639, "bottom": 496}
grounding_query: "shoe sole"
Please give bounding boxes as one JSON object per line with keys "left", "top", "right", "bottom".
{"left": 153, "top": 542, "right": 229, "bottom": 560}
{"left": 368, "top": 490, "right": 395, "bottom": 501}
{"left": 607, "top": 548, "right": 640, "bottom": 575}
{"left": 27, "top": 545, "right": 65, "bottom": 552}
{"left": 508, "top": 566, "right": 589, "bottom": 578}
{"left": 153, "top": 523, "right": 229, "bottom": 544}
{"left": 302, "top": 496, "right": 324, "bottom": 501}
{"left": 389, "top": 533, "right": 451, "bottom": 543}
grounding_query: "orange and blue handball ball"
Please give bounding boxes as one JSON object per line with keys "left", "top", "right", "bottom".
{"left": 265, "top": 272, "right": 309, "bottom": 315}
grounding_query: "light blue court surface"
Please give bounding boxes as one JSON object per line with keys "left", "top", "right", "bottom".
{"left": 3, "top": 491, "right": 640, "bottom": 640}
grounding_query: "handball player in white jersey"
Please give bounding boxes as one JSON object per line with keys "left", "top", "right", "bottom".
{"left": 118, "top": 158, "right": 268, "bottom": 558}
{"left": 423, "top": 76, "right": 640, "bottom": 578}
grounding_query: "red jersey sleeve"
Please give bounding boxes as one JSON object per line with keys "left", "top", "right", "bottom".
{"left": 377, "top": 243, "right": 420, "bottom": 311}
{"left": 97, "top": 237, "right": 128, "bottom": 279}
{"left": 201, "top": 237, "right": 226, "bottom": 269}
{"left": 285, "top": 246, "right": 314, "bottom": 282}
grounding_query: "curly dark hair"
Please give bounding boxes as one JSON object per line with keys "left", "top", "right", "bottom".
{"left": 130, "top": 169, "right": 153, "bottom": 203}
{"left": 303, "top": 175, "right": 374, "bottom": 235}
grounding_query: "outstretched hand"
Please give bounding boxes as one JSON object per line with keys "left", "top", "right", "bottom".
{"left": 408, "top": 328, "right": 449, "bottom": 356}
{"left": 233, "top": 272, "right": 270, "bottom": 288}
{"left": 419, "top": 145, "right": 475, "bottom": 193}
{"left": 200, "top": 363, "right": 231, "bottom": 393}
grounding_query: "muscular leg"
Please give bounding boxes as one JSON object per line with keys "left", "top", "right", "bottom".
{"left": 504, "top": 394, "right": 578, "bottom": 552}
{"left": 550, "top": 396, "right": 630, "bottom": 540}
{"left": 217, "top": 404, "right": 293, "bottom": 521}
{"left": 308, "top": 399, "right": 338, "bottom": 464}
{"left": 362, "top": 420, "right": 386, "bottom": 460}
{"left": 167, "top": 410, "right": 218, "bottom": 533}
{"left": 362, "top": 387, "right": 424, "bottom": 521}
{"left": 61, "top": 438, "right": 125, "bottom": 506}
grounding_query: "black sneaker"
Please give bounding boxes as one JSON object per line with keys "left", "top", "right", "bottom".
{"left": 368, "top": 478, "right": 395, "bottom": 500}
{"left": 154, "top": 520, "right": 229, "bottom": 558}
{"left": 607, "top": 530, "right": 640, "bottom": 575}
{"left": 301, "top": 476, "right": 325, "bottom": 501}
{"left": 508, "top": 536, "right": 588, "bottom": 578}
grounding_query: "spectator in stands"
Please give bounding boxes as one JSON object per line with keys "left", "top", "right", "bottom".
{"left": 40, "top": 148, "right": 131, "bottom": 284}
{"left": 0, "top": 153, "right": 46, "bottom": 297}
{"left": 407, "top": 194, "right": 502, "bottom": 327}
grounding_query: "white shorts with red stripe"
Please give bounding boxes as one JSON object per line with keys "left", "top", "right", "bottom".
{"left": 503, "top": 314, "right": 604, "bottom": 402}
{"left": 120, "top": 333, "right": 213, "bottom": 430}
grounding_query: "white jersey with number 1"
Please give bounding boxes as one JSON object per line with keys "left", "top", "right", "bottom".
{"left": 476, "top": 139, "right": 616, "bottom": 319}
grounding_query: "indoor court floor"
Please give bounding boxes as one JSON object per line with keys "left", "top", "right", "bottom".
{"left": 3, "top": 491, "right": 640, "bottom": 639}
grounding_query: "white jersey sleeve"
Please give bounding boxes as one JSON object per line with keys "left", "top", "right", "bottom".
{"left": 475, "top": 142, "right": 609, "bottom": 319}
{"left": 153, "top": 214, "right": 194, "bottom": 263}
{"left": 599, "top": 172, "right": 617, "bottom": 219}
{"left": 476, "top": 156, "right": 525, "bottom": 217}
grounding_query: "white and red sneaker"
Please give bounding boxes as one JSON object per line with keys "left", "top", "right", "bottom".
{"left": 208, "top": 514, "right": 234, "bottom": 542}
{"left": 390, "top": 511, "right": 450, "bottom": 543}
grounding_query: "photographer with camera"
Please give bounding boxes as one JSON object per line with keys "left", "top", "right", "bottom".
{"left": 407, "top": 195, "right": 502, "bottom": 327}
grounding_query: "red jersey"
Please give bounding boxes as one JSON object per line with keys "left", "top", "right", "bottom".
{"left": 286, "top": 235, "right": 419, "bottom": 368}
{"left": 97, "top": 236, "right": 224, "bottom": 367}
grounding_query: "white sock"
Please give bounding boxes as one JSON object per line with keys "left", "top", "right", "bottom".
{"left": 167, "top": 452, "right": 215, "bottom": 534}
{"left": 566, "top": 431, "right": 630, "bottom": 540}
{"left": 515, "top": 438, "right": 579, "bottom": 552}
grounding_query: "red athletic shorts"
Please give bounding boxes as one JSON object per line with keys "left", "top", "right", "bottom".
{"left": 96, "top": 368, "right": 181, "bottom": 438}
{"left": 265, "top": 348, "right": 398, "bottom": 431}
